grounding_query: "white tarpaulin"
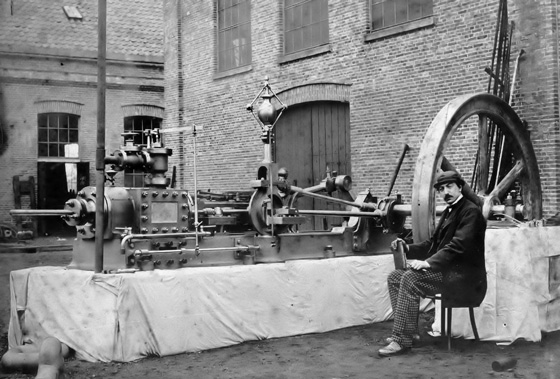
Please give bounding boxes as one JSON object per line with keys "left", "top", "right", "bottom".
{"left": 8, "top": 255, "right": 395, "bottom": 362}
{"left": 433, "top": 226, "right": 560, "bottom": 343}
{"left": 8, "top": 226, "right": 560, "bottom": 362}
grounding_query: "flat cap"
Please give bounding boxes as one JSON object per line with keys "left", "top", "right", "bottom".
{"left": 433, "top": 170, "right": 465, "bottom": 189}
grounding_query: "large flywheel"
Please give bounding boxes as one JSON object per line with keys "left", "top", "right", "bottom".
{"left": 411, "top": 93, "right": 542, "bottom": 243}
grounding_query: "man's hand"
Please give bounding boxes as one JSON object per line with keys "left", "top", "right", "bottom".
{"left": 407, "top": 259, "right": 430, "bottom": 271}
{"left": 391, "top": 238, "right": 409, "bottom": 252}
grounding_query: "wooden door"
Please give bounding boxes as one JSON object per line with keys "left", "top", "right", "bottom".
{"left": 275, "top": 101, "right": 351, "bottom": 230}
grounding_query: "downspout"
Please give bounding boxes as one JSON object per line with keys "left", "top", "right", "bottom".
{"left": 177, "top": 0, "right": 185, "bottom": 185}
{"left": 556, "top": 0, "right": 560, "bottom": 214}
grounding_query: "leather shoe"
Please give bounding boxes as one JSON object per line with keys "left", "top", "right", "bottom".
{"left": 378, "top": 341, "right": 408, "bottom": 357}
{"left": 384, "top": 334, "right": 420, "bottom": 346}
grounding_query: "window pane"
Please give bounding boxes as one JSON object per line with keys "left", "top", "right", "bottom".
{"left": 371, "top": 3, "right": 383, "bottom": 29}
{"left": 38, "top": 128, "right": 48, "bottom": 142}
{"left": 38, "top": 143, "right": 48, "bottom": 156}
{"left": 60, "top": 115, "right": 69, "bottom": 130}
{"left": 310, "top": 0, "right": 322, "bottom": 23}
{"left": 48, "top": 114, "right": 59, "bottom": 128}
{"left": 218, "top": 7, "right": 225, "bottom": 28}
{"left": 421, "top": 0, "right": 432, "bottom": 16}
{"left": 239, "top": 0, "right": 250, "bottom": 22}
{"left": 293, "top": 5, "right": 302, "bottom": 29}
{"left": 69, "top": 115, "right": 79, "bottom": 129}
{"left": 285, "top": 30, "right": 295, "bottom": 53}
{"left": 302, "top": 25, "right": 312, "bottom": 49}
{"left": 59, "top": 145, "right": 66, "bottom": 157}
{"left": 286, "top": 7, "right": 295, "bottom": 31}
{"left": 60, "top": 129, "right": 69, "bottom": 142}
{"left": 49, "top": 144, "right": 58, "bottom": 157}
{"left": 320, "top": 19, "right": 328, "bottom": 44}
{"left": 318, "top": 0, "right": 328, "bottom": 21}
{"left": 293, "top": 29, "right": 302, "bottom": 52}
{"left": 239, "top": 23, "right": 251, "bottom": 65}
{"left": 383, "top": 0, "right": 396, "bottom": 27}
{"left": 240, "top": 42, "right": 251, "bottom": 66}
{"left": 302, "top": 1, "right": 311, "bottom": 26}
{"left": 49, "top": 129, "right": 58, "bottom": 142}
{"left": 310, "top": 23, "right": 321, "bottom": 47}
{"left": 396, "top": 0, "right": 407, "bottom": 24}
{"left": 231, "top": 4, "right": 238, "bottom": 26}
{"left": 69, "top": 129, "right": 78, "bottom": 143}
{"left": 38, "top": 114, "right": 48, "bottom": 128}
{"left": 124, "top": 117, "right": 133, "bottom": 131}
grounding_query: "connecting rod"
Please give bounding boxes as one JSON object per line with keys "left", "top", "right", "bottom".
{"left": 289, "top": 185, "right": 377, "bottom": 211}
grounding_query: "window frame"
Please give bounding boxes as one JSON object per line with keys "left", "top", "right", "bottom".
{"left": 214, "top": 0, "right": 252, "bottom": 77}
{"left": 37, "top": 113, "right": 80, "bottom": 161}
{"left": 279, "top": 0, "right": 331, "bottom": 64}
{"left": 123, "top": 115, "right": 163, "bottom": 188}
{"left": 365, "top": 0, "right": 435, "bottom": 42}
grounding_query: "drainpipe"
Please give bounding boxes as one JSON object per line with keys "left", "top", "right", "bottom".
{"left": 556, "top": 0, "right": 560, "bottom": 214}
{"left": 95, "top": 0, "right": 107, "bottom": 273}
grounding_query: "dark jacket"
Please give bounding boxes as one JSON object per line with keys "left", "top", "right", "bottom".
{"left": 407, "top": 196, "right": 487, "bottom": 305}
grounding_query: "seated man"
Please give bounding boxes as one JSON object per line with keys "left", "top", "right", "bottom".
{"left": 379, "top": 170, "right": 487, "bottom": 357}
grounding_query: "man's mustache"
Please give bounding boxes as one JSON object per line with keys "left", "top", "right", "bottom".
{"left": 444, "top": 195, "right": 452, "bottom": 201}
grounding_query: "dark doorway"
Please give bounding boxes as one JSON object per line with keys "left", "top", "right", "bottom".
{"left": 37, "top": 161, "right": 89, "bottom": 236}
{"left": 275, "top": 101, "right": 351, "bottom": 230}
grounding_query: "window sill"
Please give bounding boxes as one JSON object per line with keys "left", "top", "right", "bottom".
{"left": 38, "top": 157, "right": 80, "bottom": 163}
{"left": 278, "top": 44, "right": 331, "bottom": 64}
{"left": 364, "top": 16, "right": 435, "bottom": 42}
{"left": 213, "top": 64, "right": 252, "bottom": 80}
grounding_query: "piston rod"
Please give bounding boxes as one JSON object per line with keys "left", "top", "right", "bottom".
{"left": 10, "top": 209, "right": 74, "bottom": 217}
{"left": 295, "top": 203, "right": 521, "bottom": 218}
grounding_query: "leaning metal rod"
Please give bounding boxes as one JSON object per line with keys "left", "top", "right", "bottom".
{"left": 387, "top": 143, "right": 410, "bottom": 197}
{"left": 494, "top": 48, "right": 525, "bottom": 189}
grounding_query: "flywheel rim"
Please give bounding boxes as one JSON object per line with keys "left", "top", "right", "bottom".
{"left": 411, "top": 93, "right": 542, "bottom": 243}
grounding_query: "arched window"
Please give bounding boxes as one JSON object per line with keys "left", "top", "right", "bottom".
{"left": 37, "top": 113, "right": 80, "bottom": 158}
{"left": 123, "top": 115, "right": 162, "bottom": 187}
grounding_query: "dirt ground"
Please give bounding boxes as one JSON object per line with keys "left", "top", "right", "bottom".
{"left": 1, "top": 238, "right": 560, "bottom": 379}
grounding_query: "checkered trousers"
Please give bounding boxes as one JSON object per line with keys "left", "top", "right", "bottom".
{"left": 387, "top": 269, "right": 443, "bottom": 347}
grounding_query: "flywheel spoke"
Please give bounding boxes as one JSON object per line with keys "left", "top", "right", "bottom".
{"left": 488, "top": 159, "right": 525, "bottom": 200}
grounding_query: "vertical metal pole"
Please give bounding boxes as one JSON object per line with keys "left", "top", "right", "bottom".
{"left": 192, "top": 125, "right": 199, "bottom": 253}
{"left": 94, "top": 0, "right": 107, "bottom": 273}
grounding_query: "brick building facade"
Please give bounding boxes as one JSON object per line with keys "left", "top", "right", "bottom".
{"left": 163, "top": 0, "right": 560, "bottom": 223}
{"left": 0, "top": 0, "right": 164, "bottom": 235}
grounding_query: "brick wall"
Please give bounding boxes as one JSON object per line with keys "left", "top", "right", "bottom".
{"left": 0, "top": 58, "right": 164, "bottom": 225}
{"left": 163, "top": 0, "right": 559, "bottom": 219}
